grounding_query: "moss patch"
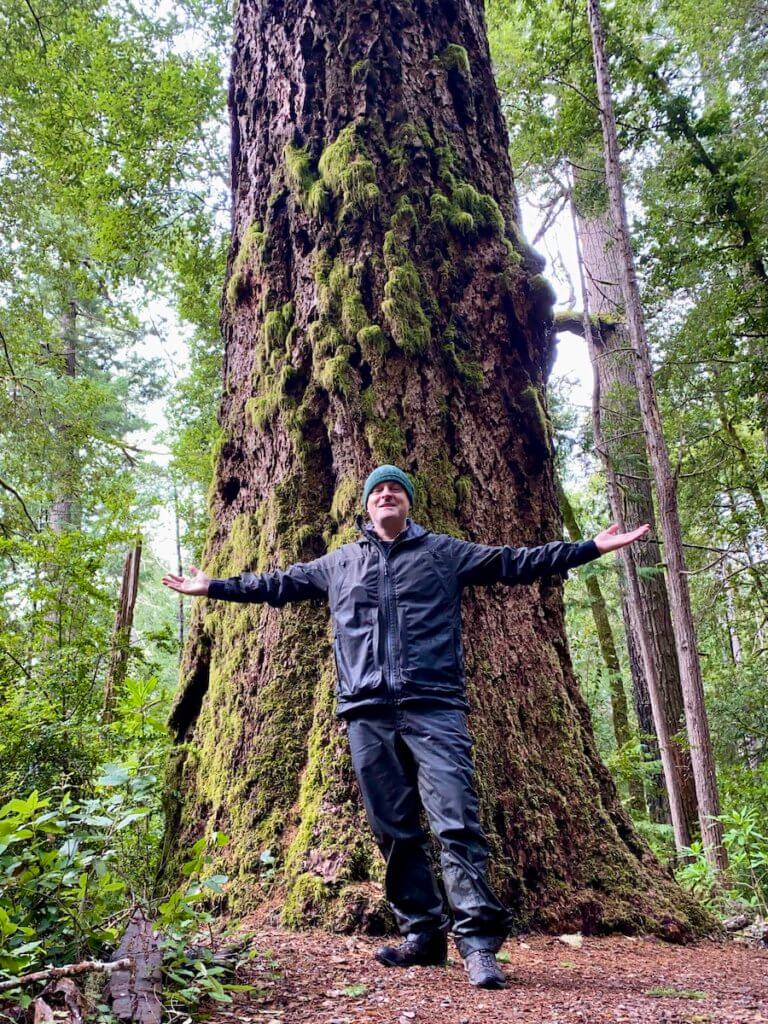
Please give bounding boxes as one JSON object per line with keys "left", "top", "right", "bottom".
{"left": 248, "top": 301, "right": 298, "bottom": 430}
{"left": 357, "top": 324, "right": 388, "bottom": 364}
{"left": 226, "top": 221, "right": 267, "bottom": 309}
{"left": 284, "top": 142, "right": 330, "bottom": 218}
{"left": 429, "top": 182, "right": 505, "bottom": 243}
{"left": 440, "top": 43, "right": 470, "bottom": 77}
{"left": 310, "top": 256, "right": 372, "bottom": 396}
{"left": 330, "top": 474, "right": 359, "bottom": 525}
{"left": 381, "top": 263, "right": 431, "bottom": 354}
{"left": 364, "top": 405, "right": 406, "bottom": 464}
{"left": 318, "top": 124, "right": 380, "bottom": 219}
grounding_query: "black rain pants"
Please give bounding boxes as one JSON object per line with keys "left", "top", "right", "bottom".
{"left": 346, "top": 705, "right": 512, "bottom": 957}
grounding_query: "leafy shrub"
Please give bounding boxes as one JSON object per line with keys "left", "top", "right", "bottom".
{"left": 676, "top": 806, "right": 768, "bottom": 915}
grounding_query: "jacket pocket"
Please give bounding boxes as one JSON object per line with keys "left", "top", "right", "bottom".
{"left": 332, "top": 632, "right": 349, "bottom": 696}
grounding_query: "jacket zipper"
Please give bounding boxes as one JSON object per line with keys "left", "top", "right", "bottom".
{"left": 374, "top": 532, "right": 408, "bottom": 701}
{"left": 382, "top": 558, "right": 398, "bottom": 699}
{"left": 359, "top": 521, "right": 428, "bottom": 703}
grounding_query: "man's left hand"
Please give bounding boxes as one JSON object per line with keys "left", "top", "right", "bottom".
{"left": 593, "top": 522, "right": 651, "bottom": 554}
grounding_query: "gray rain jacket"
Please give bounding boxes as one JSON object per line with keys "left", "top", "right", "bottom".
{"left": 207, "top": 518, "right": 599, "bottom": 717}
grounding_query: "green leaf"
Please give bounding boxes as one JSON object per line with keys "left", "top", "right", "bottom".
{"left": 342, "top": 984, "right": 367, "bottom": 997}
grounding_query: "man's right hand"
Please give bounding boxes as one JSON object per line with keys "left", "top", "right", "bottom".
{"left": 162, "top": 565, "right": 211, "bottom": 596}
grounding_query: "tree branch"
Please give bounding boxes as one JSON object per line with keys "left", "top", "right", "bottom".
{"left": 0, "top": 476, "right": 39, "bottom": 531}
{"left": 554, "top": 309, "right": 621, "bottom": 337}
{"left": 0, "top": 959, "right": 131, "bottom": 994}
{"left": 23, "top": 0, "right": 47, "bottom": 49}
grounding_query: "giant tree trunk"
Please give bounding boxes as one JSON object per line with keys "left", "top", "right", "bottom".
{"left": 587, "top": 0, "right": 726, "bottom": 873}
{"left": 166, "top": 0, "right": 708, "bottom": 936}
{"left": 570, "top": 180, "right": 698, "bottom": 836}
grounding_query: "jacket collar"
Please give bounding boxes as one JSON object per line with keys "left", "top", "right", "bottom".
{"left": 355, "top": 515, "right": 429, "bottom": 547}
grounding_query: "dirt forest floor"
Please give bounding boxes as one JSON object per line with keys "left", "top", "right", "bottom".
{"left": 214, "top": 923, "right": 768, "bottom": 1024}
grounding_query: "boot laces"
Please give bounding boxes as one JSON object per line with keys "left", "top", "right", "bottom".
{"left": 468, "top": 946, "right": 505, "bottom": 970}
{"left": 474, "top": 950, "right": 498, "bottom": 969}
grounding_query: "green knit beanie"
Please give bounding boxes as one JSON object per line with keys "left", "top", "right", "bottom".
{"left": 362, "top": 465, "right": 415, "bottom": 509}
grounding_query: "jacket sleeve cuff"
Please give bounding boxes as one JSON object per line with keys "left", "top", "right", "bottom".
{"left": 574, "top": 539, "right": 600, "bottom": 565}
{"left": 207, "top": 579, "right": 232, "bottom": 600}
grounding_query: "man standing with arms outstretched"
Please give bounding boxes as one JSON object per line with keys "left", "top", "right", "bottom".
{"left": 163, "top": 465, "right": 649, "bottom": 989}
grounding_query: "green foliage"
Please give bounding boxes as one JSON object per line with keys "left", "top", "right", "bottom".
{"left": 676, "top": 807, "right": 768, "bottom": 915}
{"left": 492, "top": 0, "right": 768, "bottom": 873}
{"left": 0, "top": 670, "right": 170, "bottom": 971}
{"left": 157, "top": 832, "right": 256, "bottom": 1010}
{"left": 0, "top": 786, "right": 147, "bottom": 974}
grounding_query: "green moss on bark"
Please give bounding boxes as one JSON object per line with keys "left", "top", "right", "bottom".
{"left": 381, "top": 263, "right": 431, "bottom": 354}
{"left": 520, "top": 384, "right": 553, "bottom": 454}
{"left": 364, "top": 407, "right": 406, "bottom": 464}
{"left": 357, "top": 324, "right": 388, "bottom": 364}
{"left": 528, "top": 274, "right": 558, "bottom": 314}
{"left": 440, "top": 43, "right": 470, "bottom": 76}
{"left": 330, "top": 474, "right": 359, "bottom": 524}
{"left": 284, "top": 142, "right": 331, "bottom": 218}
{"left": 318, "top": 124, "right": 380, "bottom": 218}
{"left": 282, "top": 872, "right": 333, "bottom": 928}
{"left": 429, "top": 182, "right": 505, "bottom": 243}
{"left": 227, "top": 221, "right": 267, "bottom": 309}
{"left": 281, "top": 666, "right": 378, "bottom": 927}
{"left": 412, "top": 452, "right": 463, "bottom": 536}
{"left": 317, "top": 344, "right": 355, "bottom": 396}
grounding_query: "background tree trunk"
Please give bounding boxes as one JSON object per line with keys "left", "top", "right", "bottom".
{"left": 556, "top": 476, "right": 645, "bottom": 811}
{"left": 165, "top": 0, "right": 708, "bottom": 936}
{"left": 570, "top": 175, "right": 699, "bottom": 835}
{"left": 587, "top": 0, "right": 726, "bottom": 872}
{"left": 568, "top": 185, "right": 692, "bottom": 856}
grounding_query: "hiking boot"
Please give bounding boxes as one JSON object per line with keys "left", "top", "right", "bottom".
{"left": 463, "top": 949, "right": 507, "bottom": 989}
{"left": 374, "top": 929, "right": 448, "bottom": 968}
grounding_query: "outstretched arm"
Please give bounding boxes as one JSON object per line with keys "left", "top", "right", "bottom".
{"left": 593, "top": 522, "right": 650, "bottom": 554}
{"left": 162, "top": 565, "right": 211, "bottom": 596}
{"left": 162, "top": 557, "right": 331, "bottom": 606}
{"left": 447, "top": 522, "right": 651, "bottom": 587}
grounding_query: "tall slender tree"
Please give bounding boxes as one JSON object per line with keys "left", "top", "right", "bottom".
{"left": 556, "top": 476, "right": 645, "bottom": 812}
{"left": 586, "top": 0, "right": 726, "bottom": 872}
{"left": 167, "top": 0, "right": 707, "bottom": 935}
{"left": 567, "top": 171, "right": 698, "bottom": 835}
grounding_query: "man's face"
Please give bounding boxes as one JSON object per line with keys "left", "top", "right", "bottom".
{"left": 366, "top": 480, "right": 409, "bottom": 531}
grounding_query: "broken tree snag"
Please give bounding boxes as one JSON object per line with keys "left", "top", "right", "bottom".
{"left": 103, "top": 540, "right": 143, "bottom": 722}
{"left": 33, "top": 997, "right": 54, "bottom": 1024}
{"left": 105, "top": 908, "right": 161, "bottom": 1024}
